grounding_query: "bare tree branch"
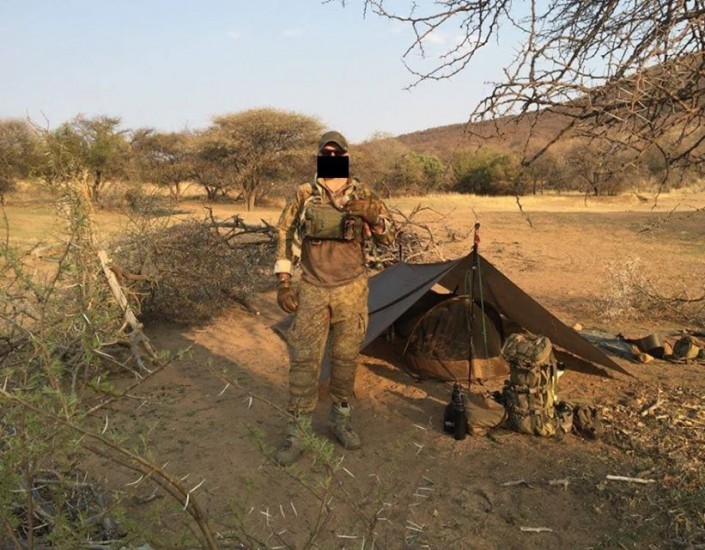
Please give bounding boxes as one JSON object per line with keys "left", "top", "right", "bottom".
{"left": 356, "top": 0, "right": 705, "bottom": 175}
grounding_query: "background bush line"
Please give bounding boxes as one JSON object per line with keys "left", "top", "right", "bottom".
{"left": 2, "top": 108, "right": 703, "bottom": 211}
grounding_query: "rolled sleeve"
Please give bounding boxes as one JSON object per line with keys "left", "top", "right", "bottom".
{"left": 273, "top": 184, "right": 310, "bottom": 274}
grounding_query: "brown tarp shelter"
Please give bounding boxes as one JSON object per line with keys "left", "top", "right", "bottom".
{"left": 365, "top": 251, "right": 629, "bottom": 377}
{"left": 275, "top": 251, "right": 629, "bottom": 379}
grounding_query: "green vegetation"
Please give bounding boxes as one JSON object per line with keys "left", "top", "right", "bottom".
{"left": 451, "top": 148, "right": 519, "bottom": 196}
{"left": 0, "top": 119, "right": 43, "bottom": 204}
{"left": 3, "top": 104, "right": 702, "bottom": 209}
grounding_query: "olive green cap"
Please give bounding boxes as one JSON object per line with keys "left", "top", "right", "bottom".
{"left": 318, "top": 130, "right": 349, "bottom": 154}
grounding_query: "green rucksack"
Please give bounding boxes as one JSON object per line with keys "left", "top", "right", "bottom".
{"left": 502, "top": 333, "right": 558, "bottom": 436}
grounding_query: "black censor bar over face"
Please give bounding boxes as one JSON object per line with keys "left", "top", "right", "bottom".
{"left": 317, "top": 156, "right": 349, "bottom": 178}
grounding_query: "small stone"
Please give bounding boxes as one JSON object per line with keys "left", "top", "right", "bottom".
{"left": 572, "top": 322, "right": 583, "bottom": 331}
{"left": 636, "top": 352, "right": 653, "bottom": 364}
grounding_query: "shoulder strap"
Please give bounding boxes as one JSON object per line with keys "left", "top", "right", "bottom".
{"left": 309, "top": 178, "right": 327, "bottom": 204}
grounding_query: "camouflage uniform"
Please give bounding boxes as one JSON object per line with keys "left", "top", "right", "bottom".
{"left": 275, "top": 177, "right": 394, "bottom": 414}
{"left": 287, "top": 277, "right": 368, "bottom": 412}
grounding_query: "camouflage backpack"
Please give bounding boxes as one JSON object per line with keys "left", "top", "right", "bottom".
{"left": 502, "top": 333, "right": 558, "bottom": 436}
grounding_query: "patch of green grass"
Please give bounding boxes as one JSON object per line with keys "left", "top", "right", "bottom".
{"left": 1, "top": 204, "right": 59, "bottom": 245}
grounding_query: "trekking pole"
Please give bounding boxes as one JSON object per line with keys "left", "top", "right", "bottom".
{"left": 467, "top": 222, "right": 481, "bottom": 390}
{"left": 443, "top": 222, "right": 480, "bottom": 440}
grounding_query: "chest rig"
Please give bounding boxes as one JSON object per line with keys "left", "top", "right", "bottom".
{"left": 298, "top": 180, "right": 364, "bottom": 243}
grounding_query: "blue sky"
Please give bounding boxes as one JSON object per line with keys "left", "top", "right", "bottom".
{"left": 0, "top": 1, "right": 513, "bottom": 143}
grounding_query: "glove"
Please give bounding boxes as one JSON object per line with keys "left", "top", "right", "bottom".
{"left": 277, "top": 281, "right": 299, "bottom": 313}
{"left": 346, "top": 198, "right": 381, "bottom": 226}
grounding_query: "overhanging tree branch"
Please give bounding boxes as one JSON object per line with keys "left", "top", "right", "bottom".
{"left": 353, "top": 0, "right": 705, "bottom": 172}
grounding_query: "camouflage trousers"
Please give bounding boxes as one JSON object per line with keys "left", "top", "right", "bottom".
{"left": 286, "top": 277, "right": 368, "bottom": 414}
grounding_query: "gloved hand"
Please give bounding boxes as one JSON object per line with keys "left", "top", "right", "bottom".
{"left": 346, "top": 198, "right": 381, "bottom": 226}
{"left": 277, "top": 281, "right": 299, "bottom": 313}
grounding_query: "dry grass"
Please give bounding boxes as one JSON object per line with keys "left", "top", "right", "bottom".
{"left": 604, "top": 383, "right": 705, "bottom": 545}
{"left": 596, "top": 256, "right": 705, "bottom": 327}
{"left": 4, "top": 185, "right": 705, "bottom": 327}
{"left": 5, "top": 183, "right": 704, "bottom": 244}
{"left": 389, "top": 189, "right": 705, "bottom": 213}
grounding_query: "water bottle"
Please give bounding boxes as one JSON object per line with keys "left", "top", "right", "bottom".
{"left": 443, "top": 383, "right": 468, "bottom": 440}
{"left": 452, "top": 384, "right": 468, "bottom": 440}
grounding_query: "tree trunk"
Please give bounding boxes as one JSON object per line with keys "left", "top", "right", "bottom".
{"left": 92, "top": 170, "right": 103, "bottom": 200}
{"left": 170, "top": 181, "right": 181, "bottom": 201}
{"left": 205, "top": 185, "right": 218, "bottom": 201}
{"left": 245, "top": 190, "right": 256, "bottom": 211}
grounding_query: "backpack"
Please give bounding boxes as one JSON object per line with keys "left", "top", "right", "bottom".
{"left": 502, "top": 333, "right": 558, "bottom": 436}
{"left": 572, "top": 403, "right": 603, "bottom": 440}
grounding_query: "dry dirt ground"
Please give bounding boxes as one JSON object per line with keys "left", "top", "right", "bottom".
{"left": 85, "top": 191, "right": 705, "bottom": 549}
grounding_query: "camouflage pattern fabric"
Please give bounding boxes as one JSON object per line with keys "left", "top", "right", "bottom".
{"left": 286, "top": 277, "right": 368, "bottom": 413}
{"left": 502, "top": 333, "right": 558, "bottom": 436}
{"left": 275, "top": 178, "right": 395, "bottom": 268}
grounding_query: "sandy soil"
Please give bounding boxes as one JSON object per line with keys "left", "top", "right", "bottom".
{"left": 93, "top": 191, "right": 705, "bottom": 549}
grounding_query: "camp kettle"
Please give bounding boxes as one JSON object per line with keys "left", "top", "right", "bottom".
{"left": 443, "top": 383, "right": 468, "bottom": 440}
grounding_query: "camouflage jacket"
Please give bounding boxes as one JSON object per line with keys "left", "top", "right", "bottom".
{"left": 274, "top": 177, "right": 394, "bottom": 285}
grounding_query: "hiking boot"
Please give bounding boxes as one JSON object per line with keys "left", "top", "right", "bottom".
{"left": 330, "top": 402, "right": 361, "bottom": 450}
{"left": 274, "top": 414, "right": 312, "bottom": 466}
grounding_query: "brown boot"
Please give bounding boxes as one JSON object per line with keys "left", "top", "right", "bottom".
{"left": 274, "top": 414, "right": 312, "bottom": 466}
{"left": 330, "top": 402, "right": 361, "bottom": 450}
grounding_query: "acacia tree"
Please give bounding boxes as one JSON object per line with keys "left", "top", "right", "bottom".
{"left": 43, "top": 115, "right": 130, "bottom": 200}
{"left": 451, "top": 148, "right": 519, "bottom": 195}
{"left": 563, "top": 139, "right": 634, "bottom": 196}
{"left": 198, "top": 109, "right": 322, "bottom": 210}
{"left": 520, "top": 148, "right": 565, "bottom": 195}
{"left": 350, "top": 1, "right": 705, "bottom": 175}
{"left": 0, "top": 119, "right": 42, "bottom": 203}
{"left": 131, "top": 129, "right": 195, "bottom": 201}
{"left": 390, "top": 151, "right": 446, "bottom": 195}
{"left": 354, "top": 136, "right": 411, "bottom": 197}
{"left": 191, "top": 130, "right": 242, "bottom": 202}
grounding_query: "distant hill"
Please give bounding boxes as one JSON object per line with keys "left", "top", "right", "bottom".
{"left": 393, "top": 110, "right": 575, "bottom": 160}
{"left": 394, "top": 52, "right": 705, "bottom": 163}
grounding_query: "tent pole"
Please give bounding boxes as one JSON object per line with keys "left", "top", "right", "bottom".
{"left": 467, "top": 222, "right": 481, "bottom": 390}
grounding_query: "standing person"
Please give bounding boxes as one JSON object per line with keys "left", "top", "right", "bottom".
{"left": 273, "top": 130, "right": 395, "bottom": 466}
